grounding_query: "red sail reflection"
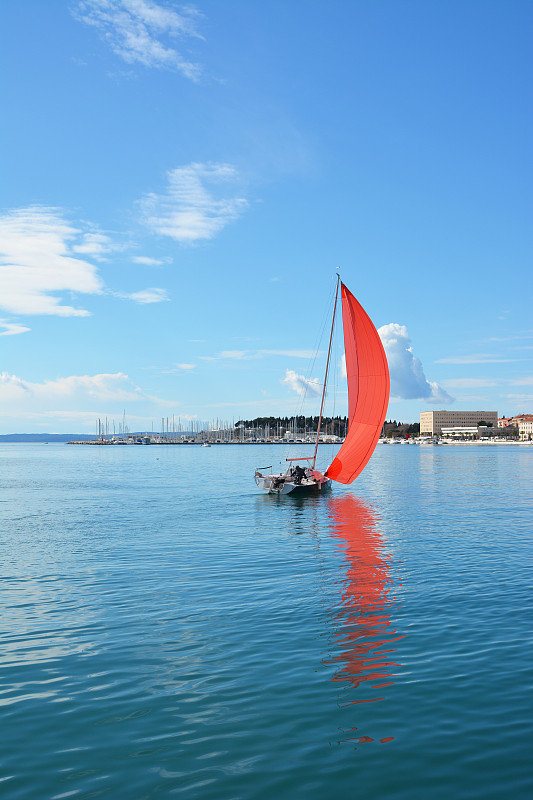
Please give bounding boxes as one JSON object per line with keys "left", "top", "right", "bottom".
{"left": 326, "top": 495, "right": 404, "bottom": 710}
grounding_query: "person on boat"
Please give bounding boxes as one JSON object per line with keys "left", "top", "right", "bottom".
{"left": 292, "top": 465, "right": 306, "bottom": 485}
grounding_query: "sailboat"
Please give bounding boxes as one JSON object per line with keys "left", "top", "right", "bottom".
{"left": 254, "top": 278, "right": 390, "bottom": 495}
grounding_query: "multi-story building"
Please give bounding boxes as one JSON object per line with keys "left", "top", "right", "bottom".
{"left": 498, "top": 417, "right": 513, "bottom": 428}
{"left": 420, "top": 410, "right": 498, "bottom": 436}
{"left": 511, "top": 414, "right": 533, "bottom": 426}
{"left": 517, "top": 416, "right": 533, "bottom": 440}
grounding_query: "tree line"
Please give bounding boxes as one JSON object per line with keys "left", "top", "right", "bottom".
{"left": 235, "top": 416, "right": 349, "bottom": 436}
{"left": 234, "top": 417, "right": 421, "bottom": 437}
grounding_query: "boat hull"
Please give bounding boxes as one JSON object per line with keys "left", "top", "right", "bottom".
{"left": 255, "top": 473, "right": 331, "bottom": 495}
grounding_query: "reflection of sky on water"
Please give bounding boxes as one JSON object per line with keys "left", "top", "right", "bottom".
{"left": 325, "top": 494, "right": 404, "bottom": 744}
{"left": 0, "top": 576, "right": 100, "bottom": 671}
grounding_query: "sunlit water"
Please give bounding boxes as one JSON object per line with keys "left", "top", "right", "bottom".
{"left": 1, "top": 442, "right": 532, "bottom": 799}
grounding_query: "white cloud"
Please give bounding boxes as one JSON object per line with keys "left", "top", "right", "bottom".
{"left": 207, "top": 348, "right": 319, "bottom": 361}
{"left": 509, "top": 377, "right": 533, "bottom": 386}
{"left": 261, "top": 349, "right": 317, "bottom": 358}
{"left": 123, "top": 287, "right": 169, "bottom": 304}
{"left": 281, "top": 369, "right": 321, "bottom": 398}
{"left": 378, "top": 323, "right": 454, "bottom": 404}
{"left": 0, "top": 319, "right": 31, "bottom": 336}
{"left": 72, "top": 230, "right": 113, "bottom": 258}
{"left": 140, "top": 163, "right": 248, "bottom": 243}
{"left": 74, "top": 0, "right": 203, "bottom": 79}
{"left": 219, "top": 350, "right": 248, "bottom": 360}
{"left": 0, "top": 371, "right": 174, "bottom": 419}
{"left": 483, "top": 334, "right": 533, "bottom": 343}
{"left": 339, "top": 353, "right": 347, "bottom": 379}
{"left": 443, "top": 378, "right": 499, "bottom": 389}
{"left": 132, "top": 255, "right": 169, "bottom": 266}
{"left": 0, "top": 207, "right": 105, "bottom": 317}
{"left": 502, "top": 393, "right": 533, "bottom": 407}
{"left": 161, "top": 363, "right": 196, "bottom": 373}
{"left": 435, "top": 354, "right": 520, "bottom": 364}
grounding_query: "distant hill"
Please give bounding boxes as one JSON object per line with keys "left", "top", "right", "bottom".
{"left": 0, "top": 434, "right": 97, "bottom": 443}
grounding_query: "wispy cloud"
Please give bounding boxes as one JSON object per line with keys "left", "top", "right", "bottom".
{"left": 0, "top": 319, "right": 31, "bottom": 336}
{"left": 74, "top": 0, "right": 204, "bottom": 79}
{"left": 261, "top": 349, "right": 317, "bottom": 358}
{"left": 482, "top": 334, "right": 533, "bottom": 343}
{"left": 509, "top": 377, "right": 533, "bottom": 386}
{"left": 502, "top": 393, "right": 533, "bottom": 406}
{"left": 139, "top": 163, "right": 248, "bottom": 243}
{"left": 162, "top": 363, "right": 196, "bottom": 373}
{"left": 378, "top": 323, "right": 454, "bottom": 404}
{"left": 0, "top": 206, "right": 105, "bottom": 317}
{"left": 281, "top": 369, "right": 321, "bottom": 398}
{"left": 435, "top": 354, "right": 520, "bottom": 364}
{"left": 219, "top": 350, "right": 248, "bottom": 360}
{"left": 0, "top": 371, "right": 175, "bottom": 416}
{"left": 0, "top": 206, "right": 174, "bottom": 323}
{"left": 207, "top": 348, "right": 319, "bottom": 361}
{"left": 132, "top": 255, "right": 170, "bottom": 266}
{"left": 443, "top": 378, "right": 499, "bottom": 389}
{"left": 118, "top": 287, "right": 169, "bottom": 304}
{"left": 72, "top": 230, "right": 114, "bottom": 258}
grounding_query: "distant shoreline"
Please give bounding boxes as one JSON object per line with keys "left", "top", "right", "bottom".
{"left": 1, "top": 438, "right": 530, "bottom": 447}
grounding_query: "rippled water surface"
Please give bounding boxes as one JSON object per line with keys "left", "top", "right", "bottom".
{"left": 1, "top": 443, "right": 532, "bottom": 799}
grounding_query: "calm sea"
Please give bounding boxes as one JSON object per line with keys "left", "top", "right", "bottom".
{"left": 1, "top": 442, "right": 532, "bottom": 799}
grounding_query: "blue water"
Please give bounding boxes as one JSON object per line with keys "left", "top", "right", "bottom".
{"left": 1, "top": 442, "right": 532, "bottom": 799}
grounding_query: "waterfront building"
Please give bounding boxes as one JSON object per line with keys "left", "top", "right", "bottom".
{"left": 511, "top": 414, "right": 533, "bottom": 426}
{"left": 517, "top": 416, "right": 533, "bottom": 440}
{"left": 498, "top": 417, "right": 513, "bottom": 428}
{"left": 420, "top": 410, "right": 498, "bottom": 436}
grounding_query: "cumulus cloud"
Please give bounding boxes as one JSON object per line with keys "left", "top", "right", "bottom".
{"left": 140, "top": 163, "right": 248, "bottom": 243}
{"left": 74, "top": 0, "right": 203, "bottom": 79}
{"left": 0, "top": 206, "right": 105, "bottom": 317}
{"left": 0, "top": 371, "right": 175, "bottom": 420}
{"left": 281, "top": 369, "right": 321, "bottom": 398}
{"left": 378, "top": 323, "right": 454, "bottom": 404}
{"left": 0, "top": 319, "right": 31, "bottom": 336}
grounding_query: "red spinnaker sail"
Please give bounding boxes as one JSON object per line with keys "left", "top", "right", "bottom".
{"left": 325, "top": 283, "right": 390, "bottom": 484}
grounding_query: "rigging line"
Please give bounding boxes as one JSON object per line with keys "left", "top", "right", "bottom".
{"left": 313, "top": 275, "right": 340, "bottom": 470}
{"left": 303, "top": 273, "right": 339, "bottom": 384}
{"left": 302, "top": 277, "right": 340, "bottom": 415}
{"left": 329, "top": 287, "right": 339, "bottom": 466}
{"left": 284, "top": 276, "right": 339, "bottom": 460}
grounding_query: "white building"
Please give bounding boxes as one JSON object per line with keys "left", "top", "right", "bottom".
{"left": 420, "top": 410, "right": 498, "bottom": 436}
{"left": 441, "top": 427, "right": 480, "bottom": 438}
{"left": 518, "top": 419, "right": 533, "bottom": 440}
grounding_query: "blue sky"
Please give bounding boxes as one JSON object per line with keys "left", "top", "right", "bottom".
{"left": 1, "top": 0, "right": 531, "bottom": 433}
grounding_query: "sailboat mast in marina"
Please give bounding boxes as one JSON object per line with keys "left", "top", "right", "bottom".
{"left": 254, "top": 277, "right": 390, "bottom": 494}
